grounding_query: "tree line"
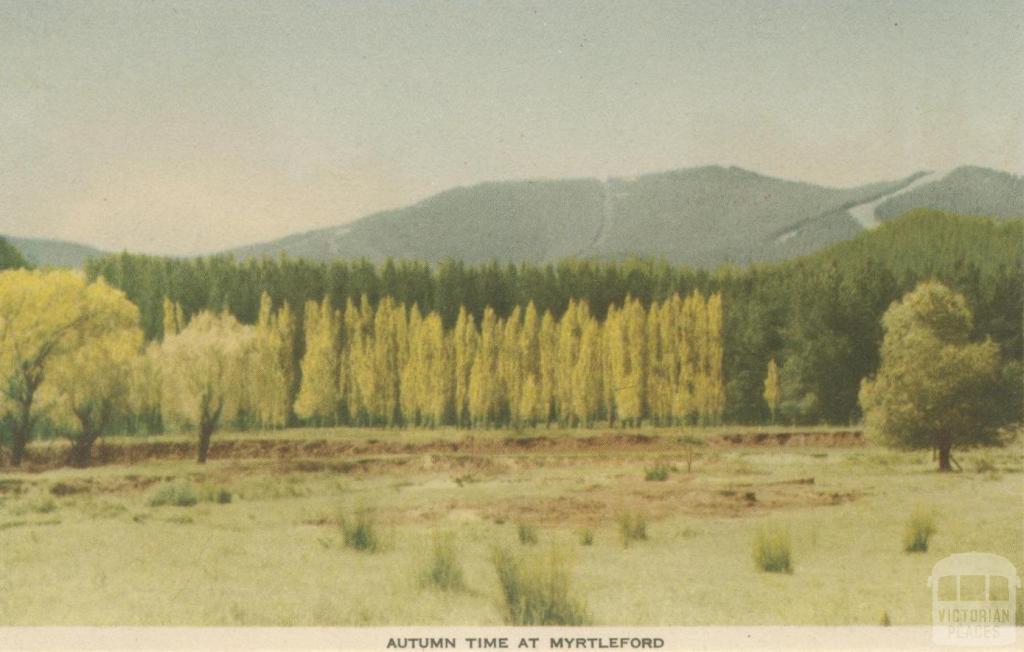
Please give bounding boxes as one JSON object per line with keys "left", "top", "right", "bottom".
{"left": 0, "top": 267, "right": 723, "bottom": 465}
{"left": 80, "top": 211, "right": 1023, "bottom": 426}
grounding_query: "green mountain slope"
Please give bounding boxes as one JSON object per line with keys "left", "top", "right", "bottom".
{"left": 875, "top": 166, "right": 1024, "bottom": 222}
{"left": 5, "top": 236, "right": 106, "bottom": 268}
{"left": 231, "top": 166, "right": 933, "bottom": 266}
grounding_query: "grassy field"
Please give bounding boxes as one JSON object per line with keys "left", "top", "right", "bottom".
{"left": 0, "top": 426, "right": 1021, "bottom": 626}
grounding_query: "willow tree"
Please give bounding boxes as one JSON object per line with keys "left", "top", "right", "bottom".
{"left": 161, "top": 311, "right": 256, "bottom": 463}
{"left": 859, "top": 282, "right": 1002, "bottom": 472}
{"left": 0, "top": 270, "right": 134, "bottom": 466}
{"left": 47, "top": 285, "right": 142, "bottom": 467}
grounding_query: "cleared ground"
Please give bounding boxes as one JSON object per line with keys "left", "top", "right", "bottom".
{"left": 0, "top": 427, "right": 1020, "bottom": 626}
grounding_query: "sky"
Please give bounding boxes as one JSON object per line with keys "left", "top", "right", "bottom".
{"left": 1, "top": 0, "right": 1021, "bottom": 255}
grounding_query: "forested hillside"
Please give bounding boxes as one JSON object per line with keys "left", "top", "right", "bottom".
{"left": 83, "top": 211, "right": 1023, "bottom": 428}
{"left": 4, "top": 236, "right": 105, "bottom": 268}
{"left": 0, "top": 237, "right": 29, "bottom": 270}
{"left": 227, "top": 166, "right": 923, "bottom": 266}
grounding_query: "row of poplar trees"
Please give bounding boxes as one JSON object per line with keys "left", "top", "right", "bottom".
{"left": 249, "top": 291, "right": 725, "bottom": 429}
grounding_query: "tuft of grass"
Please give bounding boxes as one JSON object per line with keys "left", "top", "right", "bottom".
{"left": 618, "top": 512, "right": 648, "bottom": 547}
{"left": 491, "top": 546, "right": 589, "bottom": 626}
{"left": 341, "top": 508, "right": 380, "bottom": 552}
{"left": 974, "top": 457, "right": 997, "bottom": 474}
{"left": 517, "top": 522, "right": 539, "bottom": 545}
{"left": 903, "top": 507, "right": 936, "bottom": 553}
{"left": 753, "top": 525, "right": 793, "bottom": 573}
{"left": 199, "top": 486, "right": 233, "bottom": 504}
{"left": 422, "top": 531, "right": 465, "bottom": 592}
{"left": 30, "top": 495, "right": 57, "bottom": 514}
{"left": 578, "top": 528, "right": 594, "bottom": 546}
{"left": 880, "top": 611, "right": 891, "bottom": 626}
{"left": 644, "top": 463, "right": 672, "bottom": 482}
{"left": 148, "top": 483, "right": 198, "bottom": 508}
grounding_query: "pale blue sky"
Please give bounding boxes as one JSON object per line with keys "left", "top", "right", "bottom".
{"left": 1, "top": 0, "right": 1021, "bottom": 254}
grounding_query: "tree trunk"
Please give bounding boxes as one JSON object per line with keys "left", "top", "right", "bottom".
{"left": 938, "top": 443, "right": 952, "bottom": 472}
{"left": 68, "top": 432, "right": 98, "bottom": 468}
{"left": 197, "top": 424, "right": 213, "bottom": 464}
{"left": 10, "top": 402, "right": 33, "bottom": 467}
{"left": 10, "top": 427, "right": 27, "bottom": 467}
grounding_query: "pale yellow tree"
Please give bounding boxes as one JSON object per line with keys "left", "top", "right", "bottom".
{"left": 468, "top": 308, "right": 500, "bottom": 426}
{"left": 130, "top": 342, "right": 164, "bottom": 434}
{"left": 555, "top": 300, "right": 582, "bottom": 425}
{"left": 500, "top": 306, "right": 523, "bottom": 425}
{"left": 400, "top": 305, "right": 424, "bottom": 425}
{"left": 252, "top": 292, "right": 295, "bottom": 429}
{"left": 372, "top": 297, "right": 407, "bottom": 426}
{"left": 618, "top": 297, "right": 648, "bottom": 425}
{"left": 348, "top": 295, "right": 377, "bottom": 423}
{"left": 518, "top": 302, "right": 542, "bottom": 425}
{"left": 0, "top": 270, "right": 135, "bottom": 466}
{"left": 162, "top": 297, "right": 186, "bottom": 339}
{"left": 538, "top": 310, "right": 558, "bottom": 426}
{"left": 420, "top": 311, "right": 451, "bottom": 426}
{"left": 571, "top": 316, "right": 604, "bottom": 426}
{"left": 451, "top": 306, "right": 478, "bottom": 427}
{"left": 46, "top": 281, "right": 142, "bottom": 466}
{"left": 294, "top": 298, "right": 340, "bottom": 424}
{"left": 763, "top": 357, "right": 781, "bottom": 424}
{"left": 676, "top": 291, "right": 705, "bottom": 423}
{"left": 161, "top": 311, "right": 256, "bottom": 463}
{"left": 602, "top": 304, "right": 620, "bottom": 425}
{"left": 703, "top": 292, "right": 726, "bottom": 424}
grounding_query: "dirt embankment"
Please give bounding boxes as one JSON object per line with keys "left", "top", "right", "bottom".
{"left": 9, "top": 429, "right": 862, "bottom": 472}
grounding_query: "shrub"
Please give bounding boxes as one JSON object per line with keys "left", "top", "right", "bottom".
{"left": 618, "top": 512, "right": 648, "bottom": 547}
{"left": 880, "top": 611, "right": 892, "bottom": 626}
{"left": 148, "top": 483, "right": 198, "bottom": 508}
{"left": 753, "top": 525, "right": 792, "bottom": 573}
{"left": 579, "top": 528, "right": 594, "bottom": 546}
{"left": 492, "top": 546, "right": 588, "bottom": 625}
{"left": 903, "top": 507, "right": 936, "bottom": 553}
{"left": 644, "top": 463, "right": 671, "bottom": 482}
{"left": 341, "top": 509, "right": 380, "bottom": 552}
{"left": 215, "top": 488, "right": 233, "bottom": 504}
{"left": 423, "top": 531, "right": 465, "bottom": 591}
{"left": 517, "top": 522, "right": 539, "bottom": 545}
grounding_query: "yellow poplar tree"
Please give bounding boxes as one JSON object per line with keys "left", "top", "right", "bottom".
{"left": 518, "top": 302, "right": 542, "bottom": 425}
{"left": 294, "top": 298, "right": 340, "bottom": 424}
{"left": 469, "top": 308, "right": 500, "bottom": 426}
{"left": 253, "top": 292, "right": 294, "bottom": 429}
{"left": 538, "top": 310, "right": 558, "bottom": 426}
{"left": 704, "top": 292, "right": 726, "bottom": 424}
{"left": 451, "top": 306, "right": 478, "bottom": 427}
{"left": 555, "top": 300, "right": 582, "bottom": 425}
{"left": 501, "top": 306, "right": 523, "bottom": 425}
{"left": 571, "top": 316, "right": 603, "bottom": 426}
{"left": 764, "top": 357, "right": 781, "bottom": 424}
{"left": 162, "top": 297, "right": 186, "bottom": 339}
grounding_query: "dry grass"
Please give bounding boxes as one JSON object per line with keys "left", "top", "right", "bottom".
{"left": 0, "top": 427, "right": 1019, "bottom": 625}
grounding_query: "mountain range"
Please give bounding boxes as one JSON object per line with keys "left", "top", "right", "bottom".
{"left": 7, "top": 165, "right": 1022, "bottom": 268}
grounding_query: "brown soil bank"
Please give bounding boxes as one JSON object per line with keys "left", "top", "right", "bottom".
{"left": 10, "top": 429, "right": 863, "bottom": 472}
